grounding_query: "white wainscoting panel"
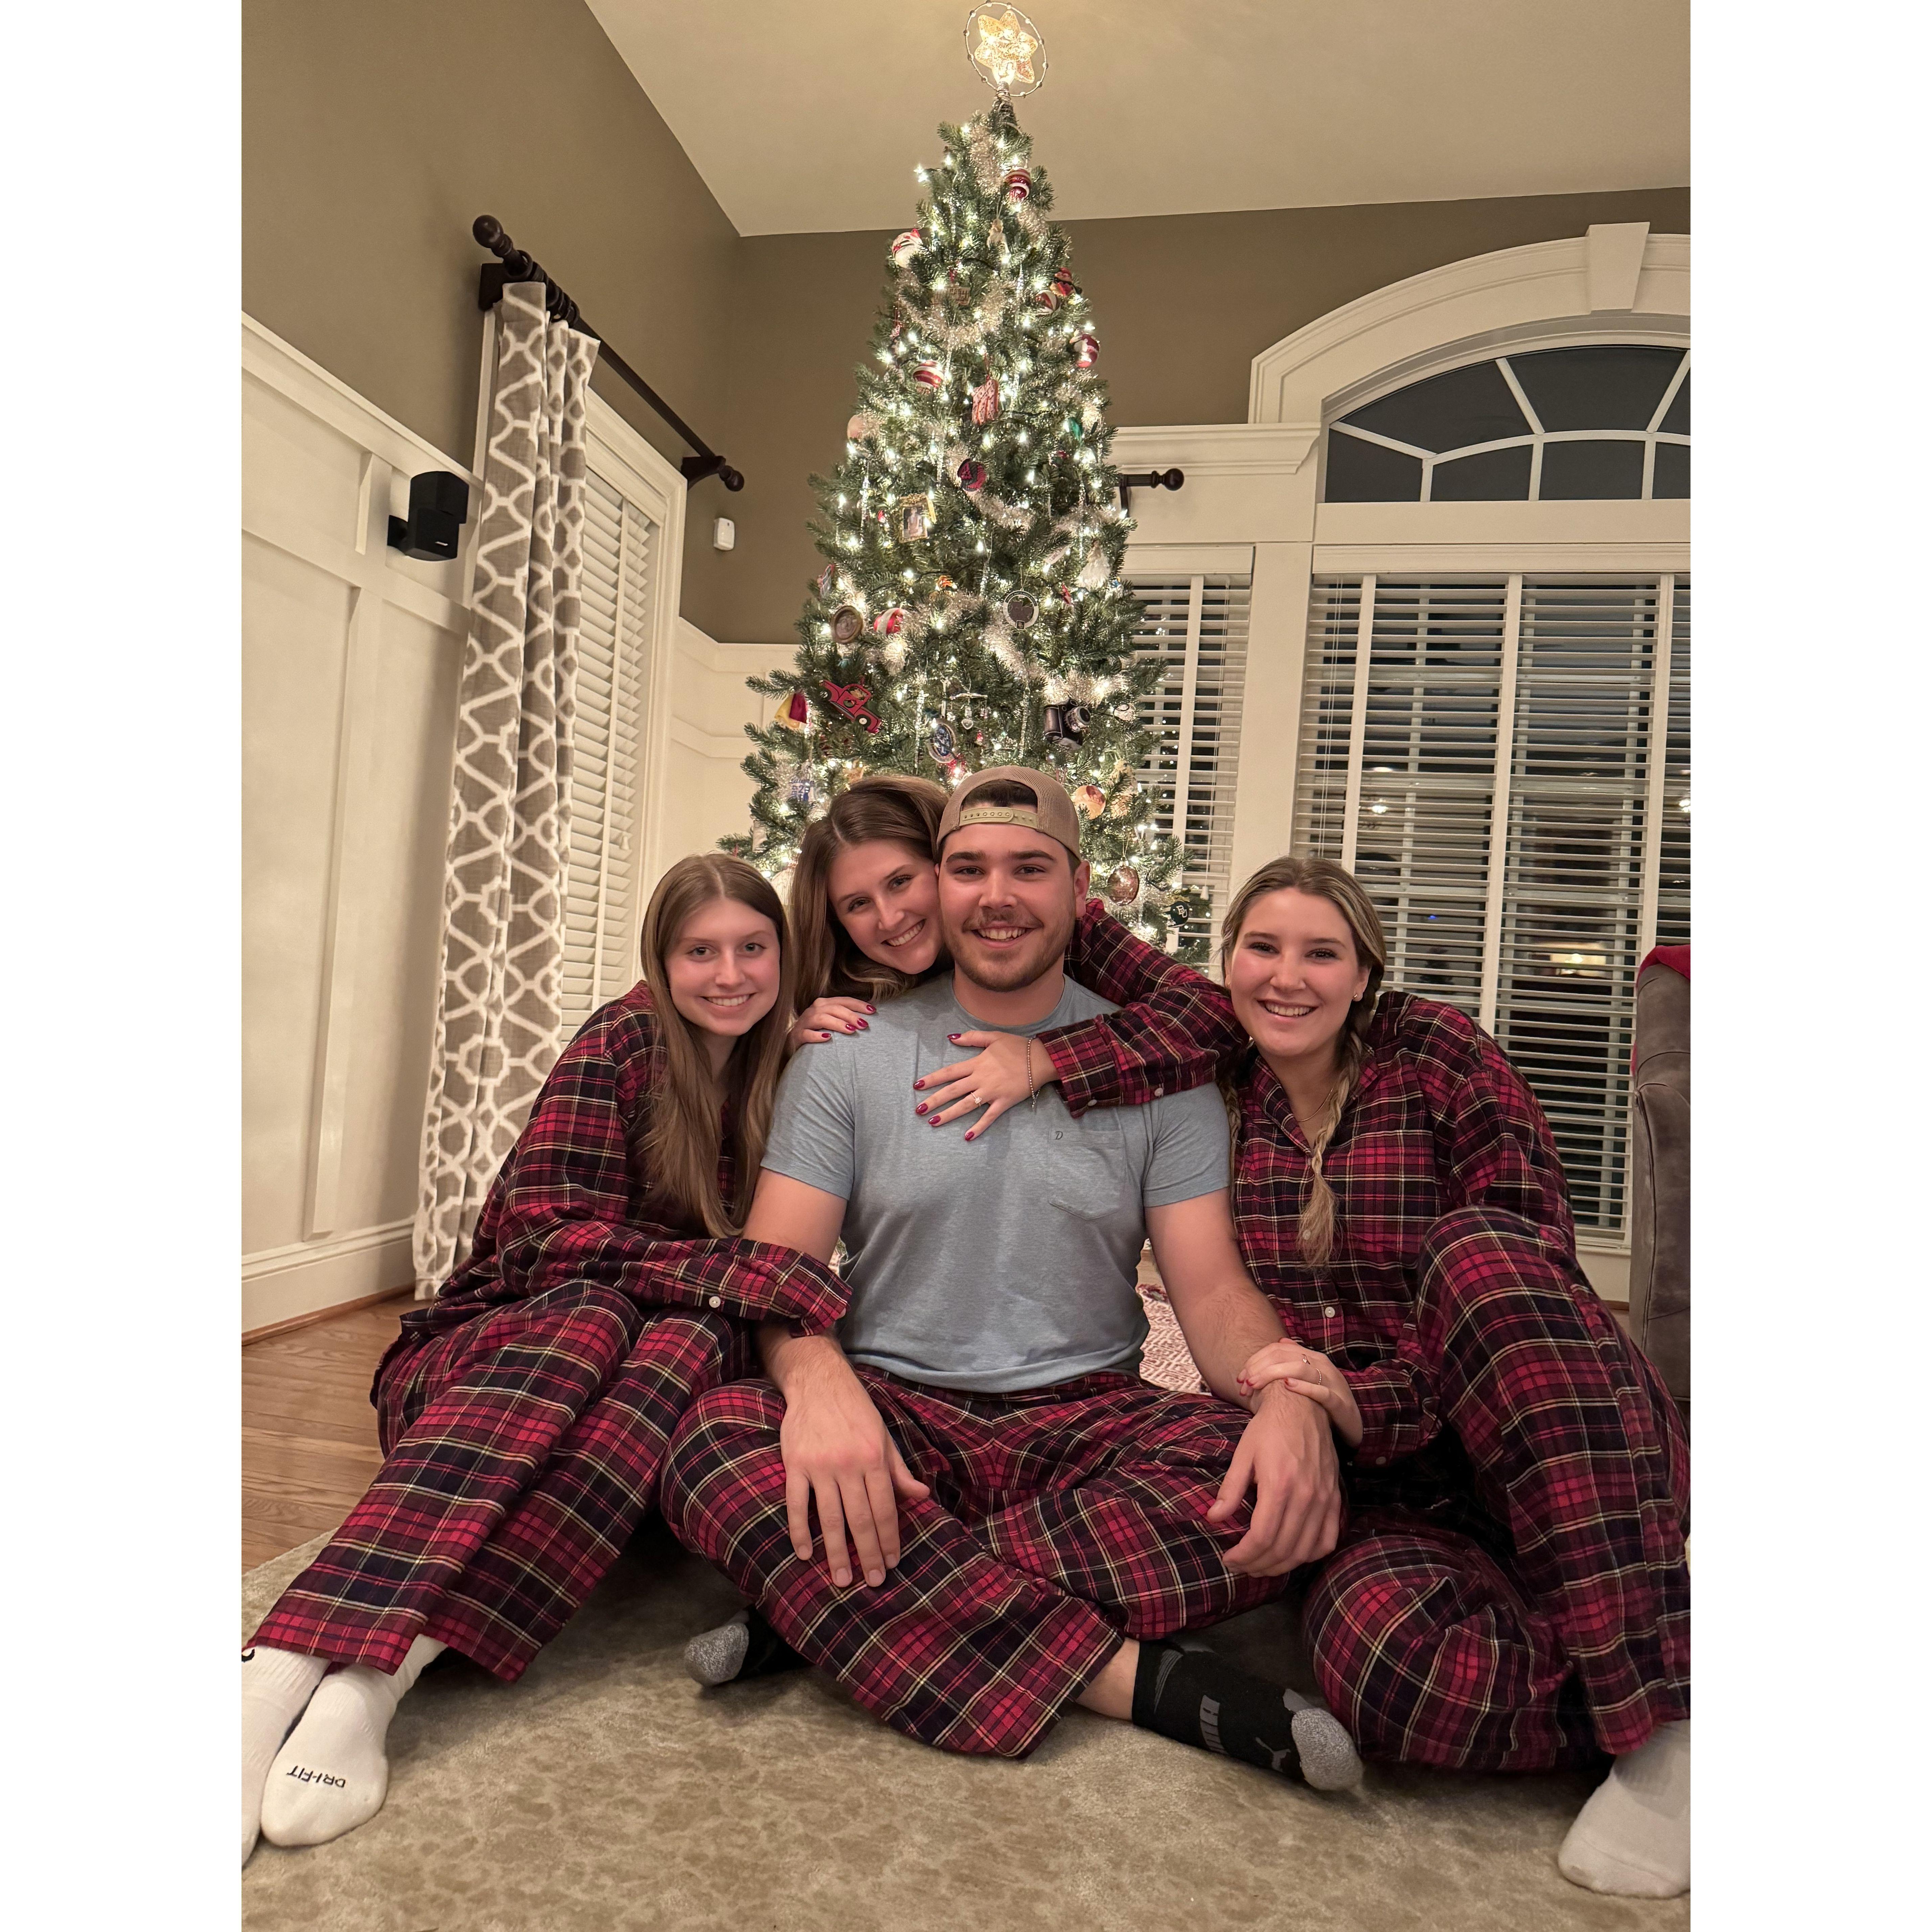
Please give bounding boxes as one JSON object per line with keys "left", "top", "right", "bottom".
{"left": 242, "top": 317, "right": 475, "bottom": 1332}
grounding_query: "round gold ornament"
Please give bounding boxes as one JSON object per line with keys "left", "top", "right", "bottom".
{"left": 1105, "top": 866, "right": 1141, "bottom": 905}
{"left": 830, "top": 605, "right": 865, "bottom": 646}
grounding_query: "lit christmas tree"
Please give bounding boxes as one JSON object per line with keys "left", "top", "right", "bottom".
{"left": 721, "top": 74, "right": 1209, "bottom": 954}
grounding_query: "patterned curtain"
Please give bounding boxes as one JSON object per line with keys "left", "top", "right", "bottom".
{"left": 414, "top": 283, "right": 600, "bottom": 1292}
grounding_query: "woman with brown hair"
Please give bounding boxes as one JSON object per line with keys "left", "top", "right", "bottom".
{"left": 915, "top": 853, "right": 1691, "bottom": 1898}
{"left": 241, "top": 855, "right": 852, "bottom": 1865}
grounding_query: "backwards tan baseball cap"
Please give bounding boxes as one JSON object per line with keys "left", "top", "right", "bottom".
{"left": 936, "top": 765, "right": 1084, "bottom": 862}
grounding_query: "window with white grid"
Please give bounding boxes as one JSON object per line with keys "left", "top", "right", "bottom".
{"left": 558, "top": 468, "right": 656, "bottom": 1045}
{"left": 1293, "top": 574, "right": 1689, "bottom": 1235}
{"left": 1129, "top": 573, "right": 1251, "bottom": 960}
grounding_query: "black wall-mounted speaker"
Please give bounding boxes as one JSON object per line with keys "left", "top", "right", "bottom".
{"left": 387, "top": 470, "right": 471, "bottom": 560}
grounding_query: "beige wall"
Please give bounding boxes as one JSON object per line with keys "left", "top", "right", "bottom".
{"left": 243, "top": 0, "right": 745, "bottom": 636}
{"left": 704, "top": 187, "right": 1691, "bottom": 644}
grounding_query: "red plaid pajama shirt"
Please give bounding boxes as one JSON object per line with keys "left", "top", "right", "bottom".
{"left": 250, "top": 984, "right": 852, "bottom": 1681}
{"left": 1038, "top": 910, "right": 1690, "bottom": 1770}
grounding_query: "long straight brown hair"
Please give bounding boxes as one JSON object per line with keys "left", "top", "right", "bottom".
{"left": 636, "top": 854, "right": 797, "bottom": 1236}
{"left": 789, "top": 775, "right": 948, "bottom": 1007}
{"left": 1220, "top": 856, "right": 1388, "bottom": 1266}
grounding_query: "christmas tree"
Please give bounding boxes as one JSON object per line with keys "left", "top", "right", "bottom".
{"left": 722, "top": 98, "right": 1209, "bottom": 956}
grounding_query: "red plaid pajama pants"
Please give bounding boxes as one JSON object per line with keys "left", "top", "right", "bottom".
{"left": 1300, "top": 1208, "right": 1690, "bottom": 1770}
{"left": 250, "top": 1283, "right": 745, "bottom": 1680}
{"left": 659, "top": 1368, "right": 1288, "bottom": 1758}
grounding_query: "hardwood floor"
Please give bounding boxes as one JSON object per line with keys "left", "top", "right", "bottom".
{"left": 242, "top": 1294, "right": 409, "bottom": 1571}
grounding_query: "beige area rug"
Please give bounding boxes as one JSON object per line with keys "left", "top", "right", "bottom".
{"left": 244, "top": 1524, "right": 1687, "bottom": 1932}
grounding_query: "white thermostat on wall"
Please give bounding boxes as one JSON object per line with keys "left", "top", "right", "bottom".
{"left": 712, "top": 516, "right": 736, "bottom": 551}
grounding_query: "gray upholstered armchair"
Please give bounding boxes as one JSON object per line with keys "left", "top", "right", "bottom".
{"left": 1627, "top": 951, "right": 1689, "bottom": 1424}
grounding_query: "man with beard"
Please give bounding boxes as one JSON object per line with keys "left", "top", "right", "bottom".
{"left": 659, "top": 769, "right": 1362, "bottom": 1788}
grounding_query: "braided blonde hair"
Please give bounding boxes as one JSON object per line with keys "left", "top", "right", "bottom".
{"left": 1220, "top": 857, "right": 1387, "bottom": 1266}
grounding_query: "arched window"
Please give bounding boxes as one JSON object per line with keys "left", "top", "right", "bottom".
{"left": 1325, "top": 345, "right": 1689, "bottom": 503}
{"left": 1121, "top": 232, "right": 1691, "bottom": 1284}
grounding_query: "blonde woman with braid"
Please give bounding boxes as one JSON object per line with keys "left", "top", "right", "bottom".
{"left": 910, "top": 854, "right": 1692, "bottom": 1899}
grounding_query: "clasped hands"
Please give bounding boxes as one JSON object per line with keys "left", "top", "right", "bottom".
{"left": 775, "top": 1336, "right": 1359, "bottom": 1593}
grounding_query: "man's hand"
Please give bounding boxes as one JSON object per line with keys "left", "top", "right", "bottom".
{"left": 1205, "top": 1381, "right": 1342, "bottom": 1576}
{"left": 1236, "top": 1339, "right": 1365, "bottom": 1450}
{"left": 773, "top": 1340, "right": 929, "bottom": 1589}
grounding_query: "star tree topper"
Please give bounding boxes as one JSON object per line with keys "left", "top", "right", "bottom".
{"left": 964, "top": 5, "right": 1047, "bottom": 100}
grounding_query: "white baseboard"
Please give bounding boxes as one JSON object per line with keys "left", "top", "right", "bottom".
{"left": 242, "top": 1218, "right": 416, "bottom": 1333}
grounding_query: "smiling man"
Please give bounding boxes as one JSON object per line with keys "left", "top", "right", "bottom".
{"left": 659, "top": 768, "right": 1362, "bottom": 1788}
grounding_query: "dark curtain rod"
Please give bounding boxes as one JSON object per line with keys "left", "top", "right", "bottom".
{"left": 473, "top": 215, "right": 743, "bottom": 492}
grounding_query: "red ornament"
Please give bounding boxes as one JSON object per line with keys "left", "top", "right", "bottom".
{"left": 1074, "top": 333, "right": 1100, "bottom": 370}
{"left": 1034, "top": 286, "right": 1060, "bottom": 311}
{"left": 822, "top": 679, "right": 883, "bottom": 735}
{"left": 890, "top": 228, "right": 923, "bottom": 268}
{"left": 913, "top": 361, "right": 943, "bottom": 389}
{"left": 971, "top": 374, "right": 1001, "bottom": 424}
{"left": 870, "top": 606, "right": 906, "bottom": 636}
{"left": 956, "top": 459, "right": 987, "bottom": 493}
{"left": 1051, "top": 268, "right": 1076, "bottom": 301}
{"left": 1003, "top": 167, "right": 1033, "bottom": 202}
{"left": 1056, "top": 584, "right": 1073, "bottom": 605}
{"left": 777, "top": 690, "right": 810, "bottom": 731}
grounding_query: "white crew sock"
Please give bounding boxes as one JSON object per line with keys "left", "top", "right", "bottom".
{"left": 242, "top": 1645, "right": 327, "bottom": 1865}
{"left": 259, "top": 1635, "right": 446, "bottom": 1849}
{"left": 1558, "top": 1718, "right": 1690, "bottom": 1897}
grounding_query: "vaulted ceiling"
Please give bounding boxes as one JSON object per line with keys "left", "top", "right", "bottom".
{"left": 586, "top": 0, "right": 1689, "bottom": 236}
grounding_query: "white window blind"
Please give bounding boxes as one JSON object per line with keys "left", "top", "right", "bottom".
{"left": 1293, "top": 574, "right": 1690, "bottom": 1236}
{"left": 1130, "top": 573, "right": 1251, "bottom": 957}
{"left": 559, "top": 469, "right": 656, "bottom": 1045}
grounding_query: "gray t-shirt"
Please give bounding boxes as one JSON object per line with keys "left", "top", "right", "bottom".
{"left": 760, "top": 975, "right": 1229, "bottom": 1393}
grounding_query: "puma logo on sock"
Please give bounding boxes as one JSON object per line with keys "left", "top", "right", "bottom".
{"left": 1199, "top": 1695, "right": 1224, "bottom": 1756}
{"left": 282, "top": 1765, "right": 347, "bottom": 1788}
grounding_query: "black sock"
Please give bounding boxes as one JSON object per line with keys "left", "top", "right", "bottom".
{"left": 1131, "top": 1641, "right": 1309, "bottom": 1781}
{"left": 736, "top": 1606, "right": 805, "bottom": 1680}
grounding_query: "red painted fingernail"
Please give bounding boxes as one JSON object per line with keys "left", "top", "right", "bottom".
{"left": 866, "top": 1004, "right": 876, "bottom": 1012}
{"left": 858, "top": 1020, "right": 868, "bottom": 1029}
{"left": 846, "top": 1025, "right": 858, "bottom": 1033}
{"left": 916, "top": 1102, "right": 928, "bottom": 1114}
{"left": 930, "top": 1116, "right": 943, "bottom": 1127}
{"left": 947, "top": 1033, "right": 962, "bottom": 1041}
{"left": 964, "top": 1131, "right": 975, "bottom": 1142}
{"left": 913, "top": 1079, "right": 925, "bottom": 1090}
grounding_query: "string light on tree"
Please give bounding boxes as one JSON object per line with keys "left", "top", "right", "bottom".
{"left": 722, "top": 9, "right": 1197, "bottom": 955}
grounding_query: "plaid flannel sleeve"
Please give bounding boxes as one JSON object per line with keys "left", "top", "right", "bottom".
{"left": 1340, "top": 1034, "right": 1580, "bottom": 1465}
{"left": 1441, "top": 1033, "right": 1580, "bottom": 1263}
{"left": 1044, "top": 900, "right": 1248, "bottom": 1116}
{"left": 1339, "top": 1343, "right": 1443, "bottom": 1468}
{"left": 469, "top": 1012, "right": 849, "bottom": 1333}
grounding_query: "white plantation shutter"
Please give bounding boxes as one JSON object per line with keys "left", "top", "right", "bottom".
{"left": 1129, "top": 573, "right": 1252, "bottom": 953}
{"left": 1294, "top": 573, "right": 1691, "bottom": 1236}
{"left": 559, "top": 469, "right": 655, "bottom": 1044}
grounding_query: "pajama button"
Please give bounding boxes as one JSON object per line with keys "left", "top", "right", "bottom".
{"left": 1323, "top": 1306, "right": 1337, "bottom": 1318}
{"left": 708, "top": 1295, "right": 722, "bottom": 1308}
{"left": 1152, "top": 1086, "right": 1164, "bottom": 1097}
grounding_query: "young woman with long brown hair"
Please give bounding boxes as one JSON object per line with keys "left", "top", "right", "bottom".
{"left": 912, "top": 852, "right": 1691, "bottom": 1898}
{"left": 242, "top": 855, "right": 852, "bottom": 1865}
